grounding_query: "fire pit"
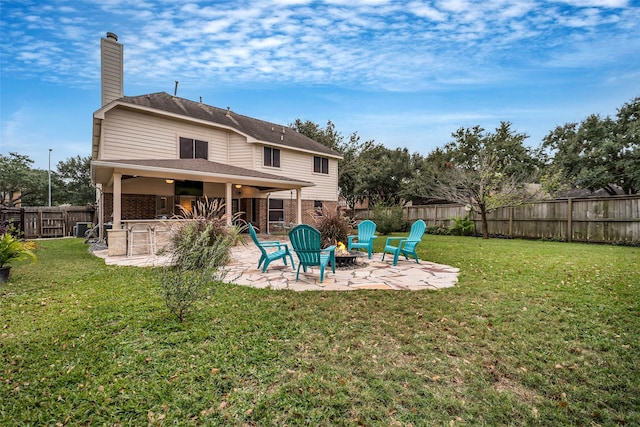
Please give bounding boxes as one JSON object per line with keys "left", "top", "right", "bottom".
{"left": 334, "top": 242, "right": 365, "bottom": 268}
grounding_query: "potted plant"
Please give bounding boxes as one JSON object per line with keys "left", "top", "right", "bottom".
{"left": 0, "top": 230, "right": 37, "bottom": 283}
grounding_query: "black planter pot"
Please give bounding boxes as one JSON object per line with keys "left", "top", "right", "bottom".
{"left": 0, "top": 266, "right": 10, "bottom": 283}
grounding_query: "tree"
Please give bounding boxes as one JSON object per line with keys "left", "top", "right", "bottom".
{"left": 356, "top": 145, "right": 415, "bottom": 206}
{"left": 1, "top": 152, "right": 95, "bottom": 207}
{"left": 335, "top": 132, "right": 375, "bottom": 211}
{"left": 613, "top": 97, "right": 640, "bottom": 194}
{"left": 541, "top": 96, "right": 640, "bottom": 195}
{"left": 19, "top": 169, "right": 51, "bottom": 206}
{"left": 291, "top": 119, "right": 439, "bottom": 209}
{"left": 427, "top": 122, "right": 539, "bottom": 238}
{"left": 291, "top": 119, "right": 375, "bottom": 211}
{"left": 0, "top": 153, "right": 48, "bottom": 207}
{"left": 290, "top": 119, "right": 343, "bottom": 151}
{"left": 397, "top": 150, "right": 442, "bottom": 203}
{"left": 56, "top": 155, "right": 95, "bottom": 205}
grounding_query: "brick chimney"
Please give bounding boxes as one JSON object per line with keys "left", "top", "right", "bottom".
{"left": 101, "top": 32, "right": 123, "bottom": 106}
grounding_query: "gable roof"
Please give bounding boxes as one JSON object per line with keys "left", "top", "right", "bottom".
{"left": 94, "top": 92, "right": 341, "bottom": 159}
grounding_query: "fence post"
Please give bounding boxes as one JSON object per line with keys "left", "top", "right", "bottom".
{"left": 510, "top": 206, "right": 514, "bottom": 237}
{"left": 19, "top": 209, "right": 25, "bottom": 234}
{"left": 63, "top": 208, "right": 68, "bottom": 237}
{"left": 37, "top": 209, "right": 43, "bottom": 238}
{"left": 434, "top": 205, "right": 438, "bottom": 227}
{"left": 567, "top": 198, "right": 573, "bottom": 243}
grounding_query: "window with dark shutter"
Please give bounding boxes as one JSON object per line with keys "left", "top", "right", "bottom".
{"left": 180, "top": 137, "right": 193, "bottom": 159}
{"left": 195, "top": 140, "right": 208, "bottom": 159}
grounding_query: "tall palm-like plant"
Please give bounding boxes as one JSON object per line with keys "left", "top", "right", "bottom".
{"left": 312, "top": 204, "right": 353, "bottom": 248}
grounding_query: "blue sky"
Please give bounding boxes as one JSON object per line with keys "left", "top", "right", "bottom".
{"left": 1, "top": 0, "right": 639, "bottom": 171}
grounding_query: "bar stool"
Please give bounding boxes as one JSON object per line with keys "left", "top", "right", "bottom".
{"left": 128, "top": 223, "right": 153, "bottom": 256}
{"left": 151, "top": 223, "right": 172, "bottom": 254}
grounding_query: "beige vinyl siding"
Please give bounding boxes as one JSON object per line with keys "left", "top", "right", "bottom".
{"left": 207, "top": 131, "right": 229, "bottom": 163}
{"left": 261, "top": 147, "right": 339, "bottom": 201}
{"left": 101, "top": 109, "right": 229, "bottom": 161}
{"left": 100, "top": 108, "right": 338, "bottom": 200}
{"left": 227, "top": 132, "right": 253, "bottom": 168}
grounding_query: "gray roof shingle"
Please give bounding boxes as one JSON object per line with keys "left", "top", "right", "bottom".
{"left": 104, "top": 158, "right": 313, "bottom": 185}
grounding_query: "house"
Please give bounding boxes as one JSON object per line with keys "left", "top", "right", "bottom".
{"left": 91, "top": 33, "right": 341, "bottom": 256}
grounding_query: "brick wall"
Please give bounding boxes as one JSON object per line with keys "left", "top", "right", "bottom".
{"left": 254, "top": 198, "right": 267, "bottom": 232}
{"left": 104, "top": 194, "right": 337, "bottom": 231}
{"left": 103, "top": 193, "right": 157, "bottom": 223}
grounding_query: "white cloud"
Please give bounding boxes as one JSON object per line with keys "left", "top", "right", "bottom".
{"left": 202, "top": 19, "right": 234, "bottom": 33}
{"left": 0, "top": 0, "right": 638, "bottom": 92}
{"left": 436, "top": 0, "right": 472, "bottom": 13}
{"left": 556, "top": 0, "right": 628, "bottom": 7}
{"left": 408, "top": 2, "right": 448, "bottom": 21}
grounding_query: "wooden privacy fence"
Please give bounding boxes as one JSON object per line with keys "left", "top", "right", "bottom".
{"left": 474, "top": 196, "right": 640, "bottom": 243}
{"left": 355, "top": 195, "right": 640, "bottom": 244}
{"left": 1, "top": 206, "right": 96, "bottom": 239}
{"left": 4, "top": 196, "right": 639, "bottom": 243}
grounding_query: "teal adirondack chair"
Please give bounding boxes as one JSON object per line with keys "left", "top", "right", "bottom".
{"left": 288, "top": 224, "right": 336, "bottom": 283}
{"left": 381, "top": 220, "right": 426, "bottom": 266}
{"left": 347, "top": 220, "right": 377, "bottom": 258}
{"left": 248, "top": 223, "right": 295, "bottom": 272}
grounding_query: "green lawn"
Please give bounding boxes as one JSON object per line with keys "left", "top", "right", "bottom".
{"left": 1, "top": 236, "right": 638, "bottom": 426}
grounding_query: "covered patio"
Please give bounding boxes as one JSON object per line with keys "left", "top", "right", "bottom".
{"left": 91, "top": 158, "right": 316, "bottom": 256}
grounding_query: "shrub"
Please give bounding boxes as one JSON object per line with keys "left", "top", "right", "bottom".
{"left": 169, "top": 221, "right": 234, "bottom": 270}
{"left": 425, "top": 225, "right": 450, "bottom": 235}
{"left": 160, "top": 221, "right": 234, "bottom": 322}
{"left": 159, "top": 197, "right": 244, "bottom": 322}
{"left": 159, "top": 267, "right": 217, "bottom": 323}
{"left": 312, "top": 204, "right": 353, "bottom": 247}
{"left": 174, "top": 196, "right": 226, "bottom": 221}
{"left": 373, "top": 203, "right": 405, "bottom": 235}
{"left": 449, "top": 216, "right": 474, "bottom": 236}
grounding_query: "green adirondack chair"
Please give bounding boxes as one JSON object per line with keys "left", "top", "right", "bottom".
{"left": 248, "top": 223, "right": 295, "bottom": 272}
{"left": 288, "top": 224, "right": 336, "bottom": 283}
{"left": 347, "top": 219, "right": 377, "bottom": 258}
{"left": 381, "top": 220, "right": 426, "bottom": 266}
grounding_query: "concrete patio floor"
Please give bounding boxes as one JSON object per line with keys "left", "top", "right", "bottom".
{"left": 92, "top": 240, "right": 459, "bottom": 292}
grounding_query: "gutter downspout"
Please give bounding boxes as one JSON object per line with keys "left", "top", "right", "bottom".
{"left": 296, "top": 188, "right": 302, "bottom": 224}
{"left": 96, "top": 184, "right": 103, "bottom": 241}
{"left": 266, "top": 193, "right": 270, "bottom": 235}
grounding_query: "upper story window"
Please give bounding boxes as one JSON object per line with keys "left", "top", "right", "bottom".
{"left": 180, "top": 137, "right": 208, "bottom": 159}
{"left": 313, "top": 156, "right": 329, "bottom": 174}
{"left": 264, "top": 146, "right": 280, "bottom": 168}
